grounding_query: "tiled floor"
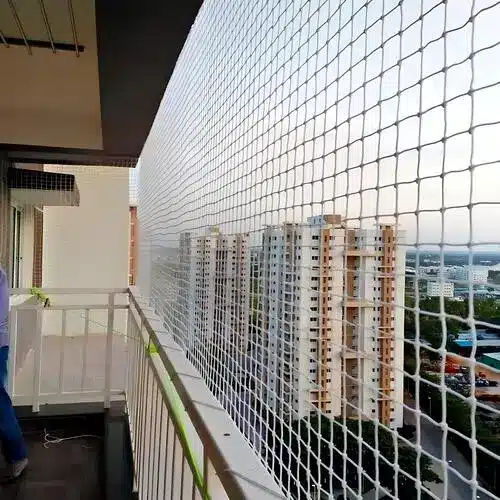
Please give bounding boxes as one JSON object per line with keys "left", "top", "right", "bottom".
{"left": 0, "top": 414, "right": 104, "bottom": 500}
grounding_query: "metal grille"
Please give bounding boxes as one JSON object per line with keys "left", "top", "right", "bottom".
{"left": 138, "top": 1, "right": 500, "bottom": 499}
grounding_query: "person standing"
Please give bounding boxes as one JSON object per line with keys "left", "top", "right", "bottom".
{"left": 0, "top": 264, "right": 28, "bottom": 482}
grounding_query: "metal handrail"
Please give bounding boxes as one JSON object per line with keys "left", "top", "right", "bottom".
{"left": 11, "top": 288, "right": 128, "bottom": 295}
{"left": 128, "top": 287, "right": 285, "bottom": 500}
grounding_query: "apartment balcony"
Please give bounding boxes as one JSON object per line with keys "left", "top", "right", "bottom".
{"left": 342, "top": 345, "right": 369, "bottom": 359}
{"left": 342, "top": 298, "right": 373, "bottom": 308}
{"left": 345, "top": 249, "right": 383, "bottom": 258}
{"left": 3, "top": 288, "right": 283, "bottom": 500}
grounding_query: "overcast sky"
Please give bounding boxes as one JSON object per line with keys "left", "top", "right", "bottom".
{"left": 138, "top": 0, "right": 500, "bottom": 251}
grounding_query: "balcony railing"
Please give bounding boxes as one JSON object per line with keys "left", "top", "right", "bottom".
{"left": 9, "top": 288, "right": 284, "bottom": 500}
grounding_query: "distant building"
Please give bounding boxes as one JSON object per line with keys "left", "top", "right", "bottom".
{"left": 454, "top": 339, "right": 500, "bottom": 357}
{"left": 481, "top": 352, "right": 500, "bottom": 371}
{"left": 261, "top": 214, "right": 405, "bottom": 428}
{"left": 448, "top": 265, "right": 489, "bottom": 284}
{"left": 129, "top": 205, "right": 138, "bottom": 285}
{"left": 178, "top": 229, "right": 251, "bottom": 369}
{"left": 426, "top": 280, "right": 454, "bottom": 298}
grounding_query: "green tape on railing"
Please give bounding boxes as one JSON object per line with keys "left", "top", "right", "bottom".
{"left": 146, "top": 343, "right": 158, "bottom": 355}
{"left": 146, "top": 343, "right": 208, "bottom": 499}
{"left": 29, "top": 288, "right": 51, "bottom": 307}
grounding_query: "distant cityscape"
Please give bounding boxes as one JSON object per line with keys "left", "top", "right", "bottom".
{"left": 158, "top": 214, "right": 407, "bottom": 429}
{"left": 406, "top": 250, "right": 500, "bottom": 300}
{"left": 405, "top": 250, "right": 500, "bottom": 404}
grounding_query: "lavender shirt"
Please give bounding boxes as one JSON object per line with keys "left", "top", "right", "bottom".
{"left": 0, "top": 265, "right": 9, "bottom": 348}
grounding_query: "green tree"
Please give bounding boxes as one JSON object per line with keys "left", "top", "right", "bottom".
{"left": 404, "top": 295, "right": 469, "bottom": 362}
{"left": 489, "top": 271, "right": 500, "bottom": 284}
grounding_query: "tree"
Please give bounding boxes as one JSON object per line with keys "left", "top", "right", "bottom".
{"left": 404, "top": 295, "right": 469, "bottom": 363}
{"left": 488, "top": 270, "right": 500, "bottom": 285}
{"left": 266, "top": 414, "right": 440, "bottom": 499}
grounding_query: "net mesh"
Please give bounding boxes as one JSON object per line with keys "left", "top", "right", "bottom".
{"left": 138, "top": 0, "right": 500, "bottom": 498}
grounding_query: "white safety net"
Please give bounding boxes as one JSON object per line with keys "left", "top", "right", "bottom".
{"left": 138, "top": 0, "right": 500, "bottom": 498}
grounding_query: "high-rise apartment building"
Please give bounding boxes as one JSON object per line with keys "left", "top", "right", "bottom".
{"left": 177, "top": 228, "right": 251, "bottom": 382}
{"left": 129, "top": 205, "right": 138, "bottom": 285}
{"left": 261, "top": 214, "right": 405, "bottom": 428}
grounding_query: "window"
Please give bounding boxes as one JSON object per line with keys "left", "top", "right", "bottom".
{"left": 9, "top": 205, "right": 23, "bottom": 288}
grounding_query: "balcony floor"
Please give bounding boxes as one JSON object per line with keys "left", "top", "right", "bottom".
{"left": 0, "top": 414, "right": 104, "bottom": 500}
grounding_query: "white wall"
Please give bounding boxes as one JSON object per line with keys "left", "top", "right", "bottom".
{"left": 42, "top": 165, "right": 129, "bottom": 336}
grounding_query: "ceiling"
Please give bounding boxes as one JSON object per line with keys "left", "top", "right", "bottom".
{"left": 0, "top": 0, "right": 203, "bottom": 167}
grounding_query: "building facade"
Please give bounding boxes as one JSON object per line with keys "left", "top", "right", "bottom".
{"left": 448, "top": 265, "right": 489, "bottom": 284}
{"left": 129, "top": 205, "right": 138, "bottom": 285}
{"left": 261, "top": 214, "right": 405, "bottom": 428}
{"left": 178, "top": 229, "right": 251, "bottom": 383}
{"left": 426, "top": 280, "right": 454, "bottom": 298}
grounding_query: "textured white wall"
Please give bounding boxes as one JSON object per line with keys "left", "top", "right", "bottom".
{"left": 42, "top": 165, "right": 129, "bottom": 336}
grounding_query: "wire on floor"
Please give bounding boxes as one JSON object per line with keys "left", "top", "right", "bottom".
{"left": 43, "top": 428, "right": 101, "bottom": 448}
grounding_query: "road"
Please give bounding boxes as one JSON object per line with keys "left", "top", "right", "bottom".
{"left": 404, "top": 399, "right": 494, "bottom": 500}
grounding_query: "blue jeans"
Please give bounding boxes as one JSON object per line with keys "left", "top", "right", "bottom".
{"left": 0, "top": 346, "right": 27, "bottom": 463}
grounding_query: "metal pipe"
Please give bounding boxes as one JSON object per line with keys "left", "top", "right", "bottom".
{"left": 104, "top": 293, "right": 115, "bottom": 408}
{"left": 7, "top": 0, "right": 31, "bottom": 54}
{"left": 0, "top": 30, "right": 9, "bottom": 47}
{"left": 67, "top": 0, "right": 79, "bottom": 57}
{"left": 38, "top": 0, "right": 55, "bottom": 53}
{"left": 81, "top": 309, "right": 90, "bottom": 390}
{"left": 58, "top": 310, "right": 67, "bottom": 394}
{"left": 7, "top": 309, "right": 18, "bottom": 396}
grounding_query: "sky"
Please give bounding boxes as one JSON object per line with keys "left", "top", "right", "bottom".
{"left": 137, "top": 0, "right": 500, "bottom": 252}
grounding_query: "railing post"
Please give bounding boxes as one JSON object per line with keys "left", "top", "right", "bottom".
{"left": 32, "top": 305, "right": 43, "bottom": 412}
{"left": 7, "top": 308, "right": 18, "bottom": 397}
{"left": 104, "top": 293, "right": 115, "bottom": 408}
{"left": 58, "top": 309, "right": 67, "bottom": 394}
{"left": 81, "top": 308, "right": 90, "bottom": 390}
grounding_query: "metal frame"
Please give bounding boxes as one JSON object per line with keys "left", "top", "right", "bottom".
{"left": 67, "top": 0, "right": 80, "bottom": 57}
{"left": 7, "top": 0, "right": 31, "bottom": 54}
{"left": 38, "top": 0, "right": 56, "bottom": 53}
{"left": 9, "top": 204, "right": 23, "bottom": 289}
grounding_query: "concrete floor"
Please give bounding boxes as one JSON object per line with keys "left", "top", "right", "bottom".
{"left": 0, "top": 414, "right": 104, "bottom": 500}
